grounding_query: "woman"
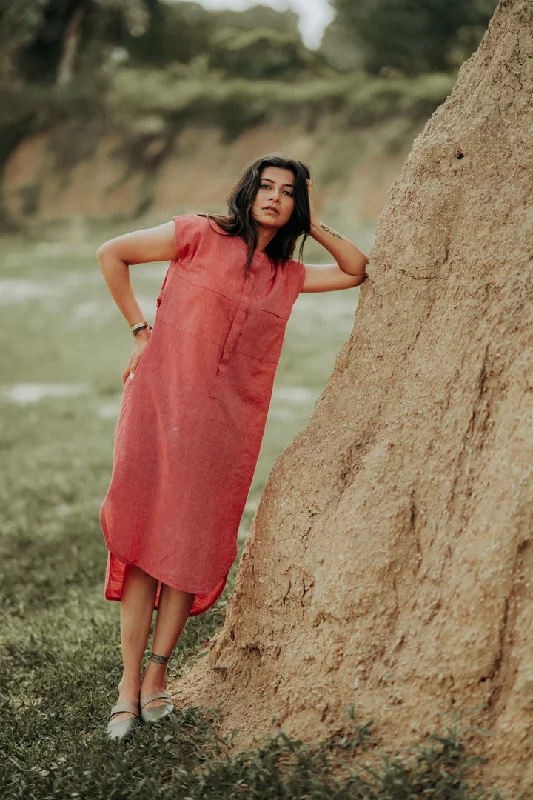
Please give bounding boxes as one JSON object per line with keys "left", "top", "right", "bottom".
{"left": 97, "top": 154, "right": 368, "bottom": 740}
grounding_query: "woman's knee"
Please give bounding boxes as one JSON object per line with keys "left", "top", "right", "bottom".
{"left": 124, "top": 563, "right": 158, "bottom": 587}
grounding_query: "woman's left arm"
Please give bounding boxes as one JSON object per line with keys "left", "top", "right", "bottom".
{"left": 301, "top": 180, "right": 369, "bottom": 293}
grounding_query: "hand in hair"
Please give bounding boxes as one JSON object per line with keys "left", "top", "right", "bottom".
{"left": 306, "top": 179, "right": 318, "bottom": 228}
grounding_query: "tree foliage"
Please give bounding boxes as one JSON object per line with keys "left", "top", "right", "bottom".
{"left": 208, "top": 27, "right": 325, "bottom": 81}
{"left": 122, "top": 2, "right": 301, "bottom": 71}
{"left": 211, "top": 4, "right": 299, "bottom": 36}
{"left": 0, "top": 0, "right": 147, "bottom": 83}
{"left": 0, "top": 1, "right": 306, "bottom": 82}
{"left": 323, "top": 0, "right": 498, "bottom": 75}
{"left": 122, "top": 1, "right": 213, "bottom": 67}
{"left": 0, "top": 0, "right": 499, "bottom": 85}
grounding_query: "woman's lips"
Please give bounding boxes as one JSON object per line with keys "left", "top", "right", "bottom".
{"left": 262, "top": 207, "right": 279, "bottom": 215}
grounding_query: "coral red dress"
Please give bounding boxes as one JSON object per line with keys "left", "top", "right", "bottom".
{"left": 100, "top": 214, "right": 306, "bottom": 615}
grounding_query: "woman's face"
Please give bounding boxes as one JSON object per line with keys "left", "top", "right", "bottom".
{"left": 251, "top": 166, "right": 296, "bottom": 230}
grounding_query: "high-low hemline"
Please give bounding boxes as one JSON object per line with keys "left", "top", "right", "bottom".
{"left": 104, "top": 547, "right": 231, "bottom": 617}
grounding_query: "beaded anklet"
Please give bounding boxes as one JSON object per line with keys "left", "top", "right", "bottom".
{"left": 150, "top": 652, "right": 170, "bottom": 665}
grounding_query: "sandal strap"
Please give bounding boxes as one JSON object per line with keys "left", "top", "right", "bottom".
{"left": 110, "top": 700, "right": 139, "bottom": 718}
{"left": 140, "top": 691, "right": 172, "bottom": 709}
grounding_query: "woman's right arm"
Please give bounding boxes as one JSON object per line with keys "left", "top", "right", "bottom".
{"left": 96, "top": 220, "right": 176, "bottom": 384}
{"left": 96, "top": 221, "right": 176, "bottom": 329}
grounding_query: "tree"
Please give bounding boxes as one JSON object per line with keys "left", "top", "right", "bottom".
{"left": 210, "top": 4, "right": 299, "bottom": 36}
{"left": 122, "top": 2, "right": 301, "bottom": 70}
{"left": 322, "top": 0, "right": 498, "bottom": 75}
{"left": 0, "top": 0, "right": 148, "bottom": 84}
{"left": 122, "top": 1, "right": 214, "bottom": 67}
{"left": 208, "top": 27, "right": 324, "bottom": 81}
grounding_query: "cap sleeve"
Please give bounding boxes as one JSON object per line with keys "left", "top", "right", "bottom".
{"left": 290, "top": 257, "right": 306, "bottom": 295}
{"left": 172, "top": 213, "right": 204, "bottom": 262}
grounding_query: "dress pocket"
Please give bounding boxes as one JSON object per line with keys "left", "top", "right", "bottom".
{"left": 235, "top": 304, "right": 290, "bottom": 365}
{"left": 172, "top": 262, "right": 234, "bottom": 301}
{"left": 156, "top": 270, "right": 233, "bottom": 346}
{"left": 256, "top": 291, "right": 293, "bottom": 321}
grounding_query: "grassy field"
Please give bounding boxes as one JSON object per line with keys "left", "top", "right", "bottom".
{"left": 0, "top": 219, "right": 502, "bottom": 798}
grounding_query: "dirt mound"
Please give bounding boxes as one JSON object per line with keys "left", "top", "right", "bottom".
{"left": 173, "top": 1, "right": 533, "bottom": 792}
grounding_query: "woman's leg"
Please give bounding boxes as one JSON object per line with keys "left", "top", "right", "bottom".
{"left": 112, "top": 564, "right": 158, "bottom": 724}
{"left": 140, "top": 583, "right": 195, "bottom": 710}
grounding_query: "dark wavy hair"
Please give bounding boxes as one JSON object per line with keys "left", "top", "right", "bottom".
{"left": 200, "top": 154, "right": 311, "bottom": 272}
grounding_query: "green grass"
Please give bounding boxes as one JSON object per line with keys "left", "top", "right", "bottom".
{"left": 0, "top": 224, "right": 504, "bottom": 798}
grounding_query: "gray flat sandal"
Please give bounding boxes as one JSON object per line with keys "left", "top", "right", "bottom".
{"left": 106, "top": 699, "right": 140, "bottom": 741}
{"left": 140, "top": 690, "right": 174, "bottom": 723}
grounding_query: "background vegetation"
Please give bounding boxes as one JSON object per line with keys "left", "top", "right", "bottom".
{"left": 0, "top": 0, "right": 497, "bottom": 208}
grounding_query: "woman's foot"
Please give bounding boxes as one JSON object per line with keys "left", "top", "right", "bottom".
{"left": 106, "top": 677, "right": 141, "bottom": 741}
{"left": 140, "top": 655, "right": 174, "bottom": 720}
{"left": 109, "top": 677, "right": 141, "bottom": 726}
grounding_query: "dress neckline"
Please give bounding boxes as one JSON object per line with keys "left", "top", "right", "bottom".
{"left": 233, "top": 235, "right": 272, "bottom": 265}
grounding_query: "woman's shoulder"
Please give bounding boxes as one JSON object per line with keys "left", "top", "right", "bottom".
{"left": 174, "top": 213, "right": 232, "bottom": 242}
{"left": 172, "top": 213, "right": 206, "bottom": 260}
{"left": 173, "top": 213, "right": 225, "bottom": 259}
{"left": 173, "top": 212, "right": 210, "bottom": 232}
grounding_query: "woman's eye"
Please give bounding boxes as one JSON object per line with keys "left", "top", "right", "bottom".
{"left": 258, "top": 183, "right": 293, "bottom": 196}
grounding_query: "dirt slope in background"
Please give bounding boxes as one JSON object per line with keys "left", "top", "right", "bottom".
{"left": 2, "top": 115, "right": 415, "bottom": 229}
{"left": 172, "top": 1, "right": 533, "bottom": 793}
